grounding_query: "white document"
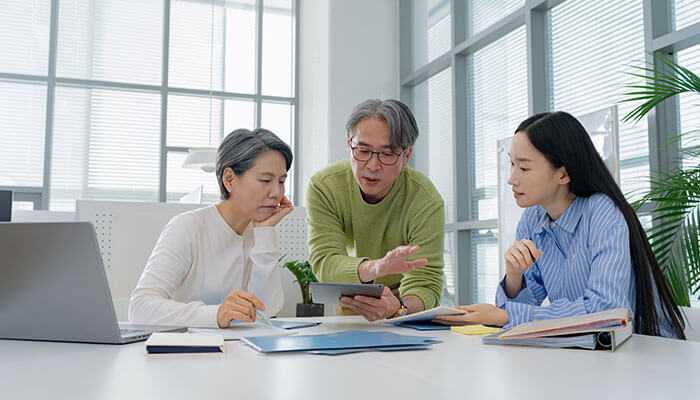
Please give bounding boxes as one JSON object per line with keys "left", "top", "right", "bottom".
{"left": 379, "top": 305, "right": 465, "bottom": 324}
{"left": 189, "top": 322, "right": 294, "bottom": 341}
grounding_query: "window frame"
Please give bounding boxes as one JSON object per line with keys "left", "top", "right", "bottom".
{"left": 400, "top": 0, "right": 700, "bottom": 304}
{"left": 0, "top": 0, "right": 299, "bottom": 209}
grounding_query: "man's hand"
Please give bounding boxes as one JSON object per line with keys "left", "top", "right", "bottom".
{"left": 339, "top": 287, "right": 400, "bottom": 321}
{"left": 358, "top": 245, "right": 428, "bottom": 282}
{"left": 217, "top": 290, "right": 265, "bottom": 328}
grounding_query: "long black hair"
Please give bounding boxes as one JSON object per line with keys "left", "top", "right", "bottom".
{"left": 516, "top": 111, "right": 686, "bottom": 339}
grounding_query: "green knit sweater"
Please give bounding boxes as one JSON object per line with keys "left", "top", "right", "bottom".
{"left": 306, "top": 161, "right": 445, "bottom": 309}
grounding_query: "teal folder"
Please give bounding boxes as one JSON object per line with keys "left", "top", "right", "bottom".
{"left": 241, "top": 330, "right": 441, "bottom": 353}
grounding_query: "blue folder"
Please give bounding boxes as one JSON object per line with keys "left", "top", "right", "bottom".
{"left": 396, "top": 321, "right": 451, "bottom": 331}
{"left": 241, "top": 330, "right": 441, "bottom": 353}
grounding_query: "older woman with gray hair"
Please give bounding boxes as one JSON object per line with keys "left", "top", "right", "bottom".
{"left": 129, "top": 128, "right": 293, "bottom": 328}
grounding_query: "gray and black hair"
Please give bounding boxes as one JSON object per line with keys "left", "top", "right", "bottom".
{"left": 345, "top": 99, "right": 419, "bottom": 150}
{"left": 215, "top": 128, "right": 293, "bottom": 200}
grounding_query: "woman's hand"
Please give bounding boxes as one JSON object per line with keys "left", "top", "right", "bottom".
{"left": 505, "top": 239, "right": 542, "bottom": 276}
{"left": 254, "top": 196, "right": 294, "bottom": 227}
{"left": 217, "top": 290, "right": 266, "bottom": 328}
{"left": 432, "top": 304, "right": 508, "bottom": 327}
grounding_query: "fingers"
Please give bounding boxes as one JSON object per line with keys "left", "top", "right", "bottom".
{"left": 512, "top": 242, "right": 533, "bottom": 267}
{"left": 340, "top": 298, "right": 383, "bottom": 321}
{"left": 433, "top": 313, "right": 477, "bottom": 325}
{"left": 232, "top": 291, "right": 265, "bottom": 310}
{"left": 522, "top": 240, "right": 542, "bottom": 260}
{"left": 390, "top": 245, "right": 420, "bottom": 258}
{"left": 279, "top": 195, "right": 293, "bottom": 208}
{"left": 220, "top": 307, "right": 254, "bottom": 325}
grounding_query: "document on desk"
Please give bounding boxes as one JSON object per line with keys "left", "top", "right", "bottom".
{"left": 378, "top": 305, "right": 465, "bottom": 325}
{"left": 482, "top": 308, "right": 633, "bottom": 351}
{"left": 241, "top": 330, "right": 441, "bottom": 354}
{"left": 189, "top": 322, "right": 293, "bottom": 341}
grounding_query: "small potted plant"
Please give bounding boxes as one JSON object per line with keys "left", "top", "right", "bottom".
{"left": 283, "top": 260, "right": 324, "bottom": 317}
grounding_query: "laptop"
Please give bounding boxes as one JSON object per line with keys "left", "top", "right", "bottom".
{"left": 0, "top": 222, "right": 183, "bottom": 344}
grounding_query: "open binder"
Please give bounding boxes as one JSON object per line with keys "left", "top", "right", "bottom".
{"left": 482, "top": 308, "right": 633, "bottom": 351}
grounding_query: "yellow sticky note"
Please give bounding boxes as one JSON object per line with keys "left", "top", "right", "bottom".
{"left": 451, "top": 325, "right": 502, "bottom": 335}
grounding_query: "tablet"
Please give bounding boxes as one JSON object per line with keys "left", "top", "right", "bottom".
{"left": 309, "top": 282, "right": 385, "bottom": 304}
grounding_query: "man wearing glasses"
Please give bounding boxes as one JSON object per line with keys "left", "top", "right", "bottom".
{"left": 306, "top": 99, "right": 444, "bottom": 320}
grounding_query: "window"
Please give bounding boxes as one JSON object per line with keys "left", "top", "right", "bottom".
{"left": 549, "top": 0, "right": 648, "bottom": 200}
{"left": 673, "top": 0, "right": 700, "bottom": 31}
{"left": 470, "top": 26, "right": 528, "bottom": 221}
{"left": 469, "top": 25, "right": 528, "bottom": 302}
{"left": 413, "top": 68, "right": 455, "bottom": 223}
{"left": 412, "top": 67, "right": 455, "bottom": 300}
{"left": 411, "top": 0, "right": 451, "bottom": 68}
{"left": 0, "top": 0, "right": 297, "bottom": 210}
{"left": 0, "top": 82, "right": 46, "bottom": 188}
{"left": 402, "top": 1, "right": 697, "bottom": 304}
{"left": 678, "top": 45, "right": 700, "bottom": 168}
{"left": 468, "top": 0, "right": 524, "bottom": 36}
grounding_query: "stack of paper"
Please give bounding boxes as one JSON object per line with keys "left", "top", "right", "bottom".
{"left": 482, "top": 308, "right": 633, "bottom": 351}
{"left": 189, "top": 322, "right": 293, "bottom": 341}
{"left": 241, "top": 330, "right": 441, "bottom": 355}
{"left": 145, "top": 332, "right": 224, "bottom": 354}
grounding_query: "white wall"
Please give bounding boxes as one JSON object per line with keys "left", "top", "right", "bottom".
{"left": 298, "top": 0, "right": 399, "bottom": 205}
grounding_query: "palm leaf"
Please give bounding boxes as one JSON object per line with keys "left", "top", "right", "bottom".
{"left": 635, "top": 170, "right": 700, "bottom": 306}
{"left": 622, "top": 55, "right": 700, "bottom": 123}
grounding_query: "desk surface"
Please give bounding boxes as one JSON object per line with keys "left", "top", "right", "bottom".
{"left": 2, "top": 316, "right": 699, "bottom": 400}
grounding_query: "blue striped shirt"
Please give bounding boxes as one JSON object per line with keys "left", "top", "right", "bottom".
{"left": 495, "top": 193, "right": 676, "bottom": 338}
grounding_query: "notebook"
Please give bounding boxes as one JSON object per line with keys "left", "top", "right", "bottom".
{"left": 482, "top": 308, "right": 633, "bottom": 351}
{"left": 146, "top": 332, "right": 224, "bottom": 354}
{"left": 241, "top": 330, "right": 441, "bottom": 354}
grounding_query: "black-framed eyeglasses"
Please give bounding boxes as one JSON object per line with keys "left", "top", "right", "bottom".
{"left": 349, "top": 143, "right": 404, "bottom": 166}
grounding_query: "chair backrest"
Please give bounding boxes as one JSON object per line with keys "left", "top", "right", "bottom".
{"left": 76, "top": 200, "right": 307, "bottom": 320}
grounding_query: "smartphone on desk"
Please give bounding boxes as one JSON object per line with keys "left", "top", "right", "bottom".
{"left": 309, "top": 282, "right": 385, "bottom": 304}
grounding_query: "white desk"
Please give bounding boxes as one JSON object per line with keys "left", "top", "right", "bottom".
{"left": 2, "top": 316, "right": 699, "bottom": 400}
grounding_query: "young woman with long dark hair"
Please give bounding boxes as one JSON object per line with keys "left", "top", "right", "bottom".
{"left": 435, "top": 111, "right": 686, "bottom": 339}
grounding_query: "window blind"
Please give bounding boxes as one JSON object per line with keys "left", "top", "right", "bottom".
{"left": 412, "top": 0, "right": 451, "bottom": 69}
{"left": 470, "top": 25, "right": 528, "bottom": 221}
{"left": 674, "top": 0, "right": 700, "bottom": 31}
{"left": 468, "top": 0, "right": 524, "bottom": 37}
{"left": 412, "top": 67, "right": 454, "bottom": 298}
{"left": 57, "top": 0, "right": 162, "bottom": 85}
{"left": 262, "top": 0, "right": 295, "bottom": 97}
{"left": 469, "top": 25, "right": 527, "bottom": 304}
{"left": 0, "top": 82, "right": 46, "bottom": 188}
{"left": 0, "top": 0, "right": 49, "bottom": 76}
{"left": 549, "top": 0, "right": 649, "bottom": 199}
{"left": 169, "top": 0, "right": 256, "bottom": 93}
{"left": 51, "top": 87, "right": 161, "bottom": 210}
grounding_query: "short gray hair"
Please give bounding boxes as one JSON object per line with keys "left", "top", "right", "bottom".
{"left": 345, "top": 99, "right": 419, "bottom": 150}
{"left": 215, "top": 128, "right": 293, "bottom": 200}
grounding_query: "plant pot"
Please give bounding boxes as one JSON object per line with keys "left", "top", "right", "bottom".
{"left": 296, "top": 303, "right": 324, "bottom": 317}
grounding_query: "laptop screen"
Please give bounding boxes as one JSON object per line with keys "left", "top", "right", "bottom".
{"left": 0, "top": 190, "right": 11, "bottom": 222}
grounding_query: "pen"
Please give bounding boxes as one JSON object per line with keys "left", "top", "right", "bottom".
{"left": 255, "top": 309, "right": 274, "bottom": 328}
